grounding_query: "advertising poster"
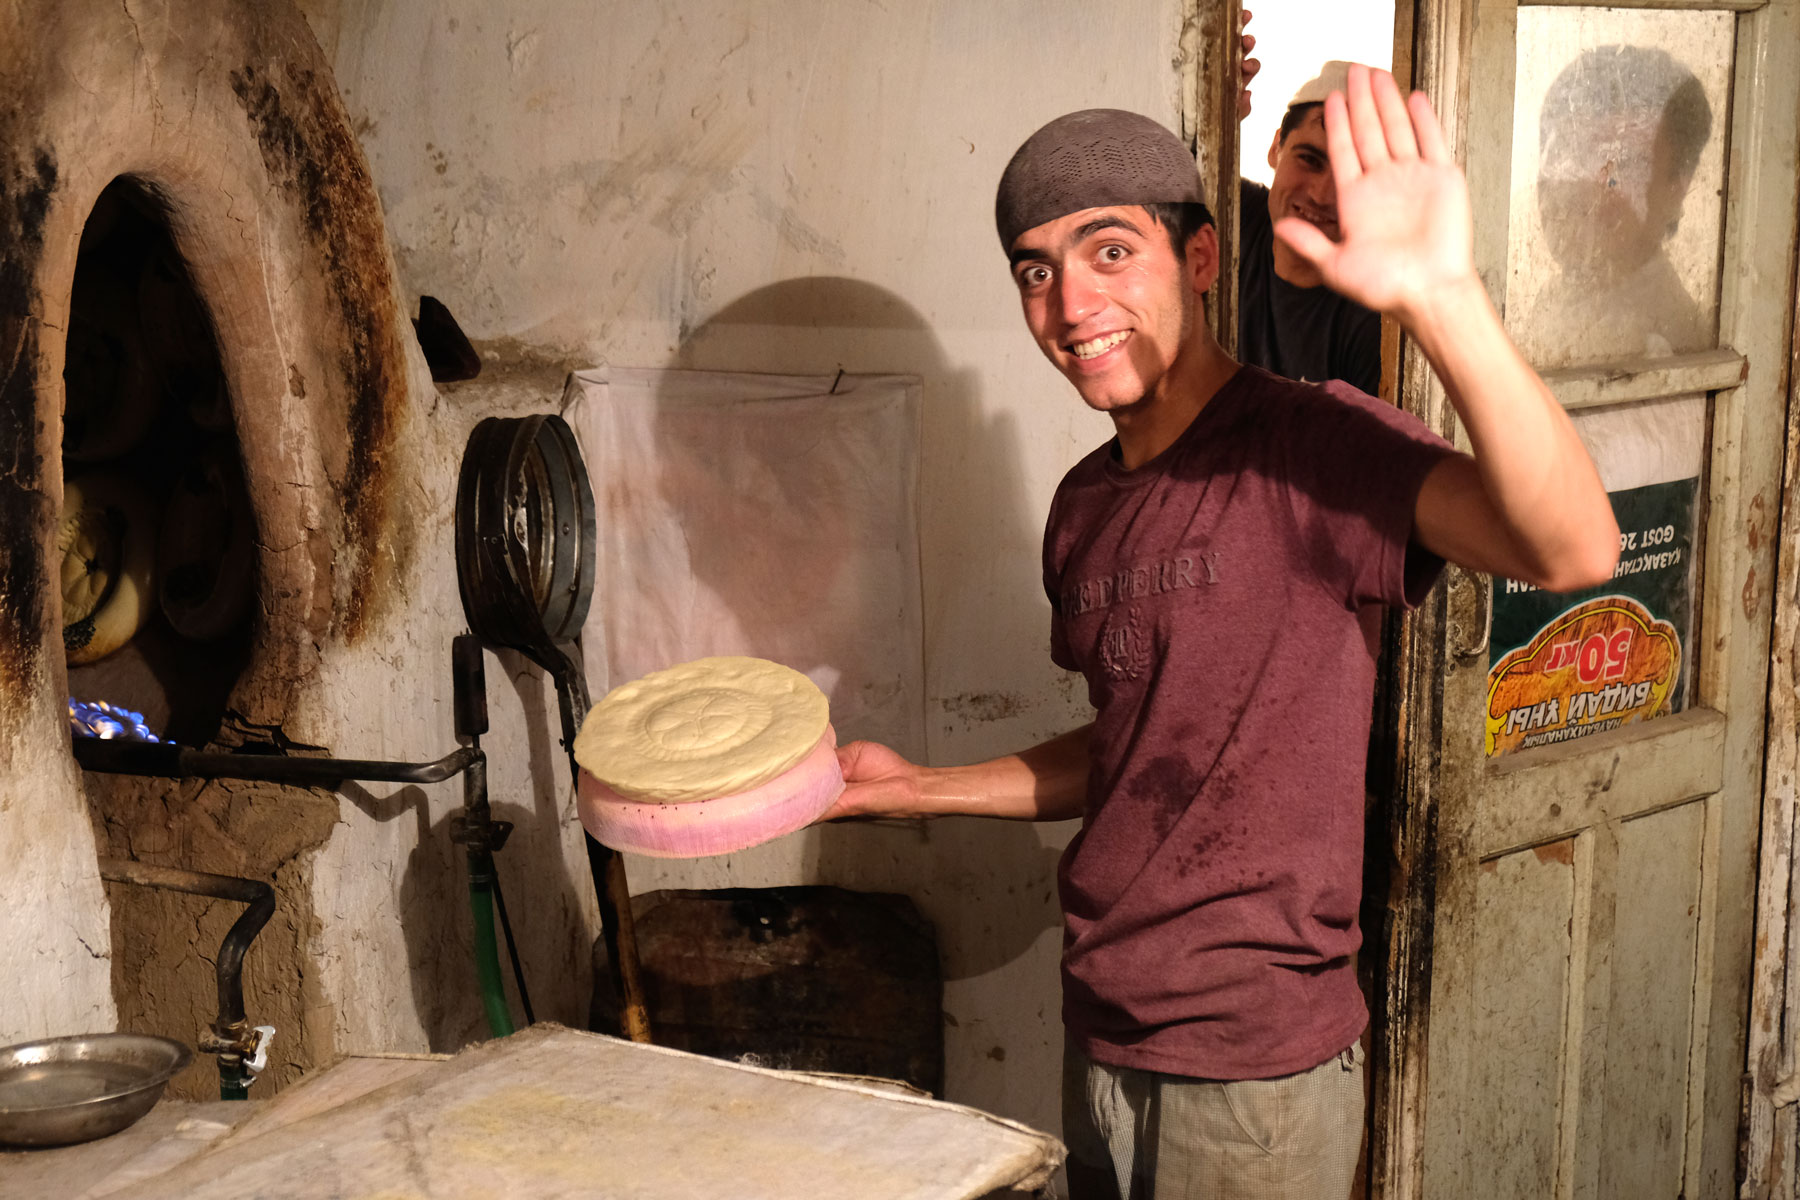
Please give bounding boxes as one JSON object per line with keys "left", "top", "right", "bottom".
{"left": 1486, "top": 476, "right": 1698, "bottom": 757}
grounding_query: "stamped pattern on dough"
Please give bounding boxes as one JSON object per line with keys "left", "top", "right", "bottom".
{"left": 640, "top": 690, "right": 772, "bottom": 756}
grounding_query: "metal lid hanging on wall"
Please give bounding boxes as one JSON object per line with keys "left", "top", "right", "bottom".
{"left": 454, "top": 414, "right": 596, "bottom": 656}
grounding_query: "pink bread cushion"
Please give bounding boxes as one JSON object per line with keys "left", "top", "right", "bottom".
{"left": 576, "top": 726, "right": 844, "bottom": 858}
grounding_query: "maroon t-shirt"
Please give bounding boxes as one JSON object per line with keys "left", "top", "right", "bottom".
{"left": 1044, "top": 365, "right": 1455, "bottom": 1081}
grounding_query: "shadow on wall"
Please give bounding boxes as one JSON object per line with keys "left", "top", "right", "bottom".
{"left": 336, "top": 781, "right": 483, "bottom": 1049}
{"left": 661, "top": 277, "right": 1067, "bottom": 982}
{"left": 385, "top": 646, "right": 589, "bottom": 1049}
{"left": 393, "top": 794, "right": 579, "bottom": 1049}
{"left": 496, "top": 646, "right": 593, "bottom": 1023}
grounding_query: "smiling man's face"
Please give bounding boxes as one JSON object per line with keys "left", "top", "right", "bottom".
{"left": 1008, "top": 205, "right": 1212, "bottom": 415}
{"left": 1267, "top": 106, "right": 1339, "bottom": 245}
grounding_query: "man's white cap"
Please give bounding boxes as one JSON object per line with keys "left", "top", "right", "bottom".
{"left": 1288, "top": 61, "right": 1359, "bottom": 108}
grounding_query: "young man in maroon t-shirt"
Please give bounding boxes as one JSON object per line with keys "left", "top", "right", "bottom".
{"left": 822, "top": 68, "right": 1619, "bottom": 1199}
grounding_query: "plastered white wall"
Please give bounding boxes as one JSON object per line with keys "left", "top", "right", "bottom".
{"left": 0, "top": 743, "right": 116, "bottom": 1040}
{"left": 308, "top": 0, "right": 1193, "bottom": 1135}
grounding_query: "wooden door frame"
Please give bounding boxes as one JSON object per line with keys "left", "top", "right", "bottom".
{"left": 1366, "top": 3, "right": 1472, "bottom": 1195}
{"left": 1181, "top": 0, "right": 1243, "bottom": 355}
{"left": 1743, "top": 184, "right": 1800, "bottom": 1200}
{"left": 1378, "top": 0, "right": 1800, "bottom": 1197}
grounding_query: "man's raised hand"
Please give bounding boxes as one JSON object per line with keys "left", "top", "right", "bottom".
{"left": 1271, "top": 64, "right": 1477, "bottom": 322}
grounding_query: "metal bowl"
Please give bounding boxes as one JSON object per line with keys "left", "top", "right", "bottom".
{"left": 0, "top": 1033, "right": 192, "bottom": 1147}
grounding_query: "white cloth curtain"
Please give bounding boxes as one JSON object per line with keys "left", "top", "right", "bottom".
{"left": 562, "top": 367, "right": 925, "bottom": 758}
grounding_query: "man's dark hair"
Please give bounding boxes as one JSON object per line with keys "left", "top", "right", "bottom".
{"left": 1278, "top": 102, "right": 1323, "bottom": 145}
{"left": 1142, "top": 201, "right": 1216, "bottom": 257}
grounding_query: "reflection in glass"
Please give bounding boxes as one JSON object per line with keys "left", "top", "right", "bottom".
{"left": 1505, "top": 10, "right": 1733, "bottom": 368}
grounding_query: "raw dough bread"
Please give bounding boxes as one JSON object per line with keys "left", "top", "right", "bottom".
{"left": 60, "top": 473, "right": 158, "bottom": 665}
{"left": 577, "top": 727, "right": 844, "bottom": 857}
{"left": 573, "top": 656, "right": 830, "bottom": 803}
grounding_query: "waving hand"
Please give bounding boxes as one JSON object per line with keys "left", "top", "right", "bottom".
{"left": 1272, "top": 65, "right": 1476, "bottom": 322}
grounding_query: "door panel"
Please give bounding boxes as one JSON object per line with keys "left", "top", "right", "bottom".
{"left": 1479, "top": 707, "right": 1724, "bottom": 857}
{"left": 1473, "top": 842, "right": 1576, "bottom": 1199}
{"left": 1603, "top": 801, "right": 1705, "bottom": 1199}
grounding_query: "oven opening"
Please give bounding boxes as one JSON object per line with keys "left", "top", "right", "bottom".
{"left": 60, "top": 177, "right": 257, "bottom": 748}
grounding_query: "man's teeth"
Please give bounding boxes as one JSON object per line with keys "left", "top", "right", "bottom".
{"left": 1072, "top": 331, "right": 1130, "bottom": 360}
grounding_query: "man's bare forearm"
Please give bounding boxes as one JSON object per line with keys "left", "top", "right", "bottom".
{"left": 1404, "top": 275, "right": 1620, "bottom": 590}
{"left": 832, "top": 724, "right": 1092, "bottom": 822}
{"left": 914, "top": 724, "right": 1092, "bottom": 821}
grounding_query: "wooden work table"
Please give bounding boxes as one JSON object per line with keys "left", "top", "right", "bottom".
{"left": 0, "top": 1026, "right": 1060, "bottom": 1198}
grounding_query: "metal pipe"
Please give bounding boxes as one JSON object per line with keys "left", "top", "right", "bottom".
{"left": 78, "top": 645, "right": 536, "bottom": 1066}
{"left": 468, "top": 870, "right": 513, "bottom": 1037}
{"left": 453, "top": 747, "right": 517, "bottom": 1037}
{"left": 491, "top": 867, "right": 535, "bottom": 1026}
{"left": 78, "top": 636, "right": 535, "bottom": 1045}
{"left": 72, "top": 738, "right": 480, "bottom": 786}
{"left": 95, "top": 858, "right": 275, "bottom": 1099}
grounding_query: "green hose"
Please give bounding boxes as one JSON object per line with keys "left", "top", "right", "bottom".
{"left": 469, "top": 865, "right": 515, "bottom": 1038}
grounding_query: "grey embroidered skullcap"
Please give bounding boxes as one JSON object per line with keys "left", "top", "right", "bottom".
{"left": 994, "top": 108, "right": 1207, "bottom": 251}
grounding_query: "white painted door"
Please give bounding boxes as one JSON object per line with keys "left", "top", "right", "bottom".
{"left": 1386, "top": 2, "right": 1800, "bottom": 1198}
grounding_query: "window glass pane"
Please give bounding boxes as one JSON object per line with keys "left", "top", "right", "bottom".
{"left": 1486, "top": 395, "right": 1705, "bottom": 757}
{"left": 1504, "top": 8, "right": 1734, "bottom": 369}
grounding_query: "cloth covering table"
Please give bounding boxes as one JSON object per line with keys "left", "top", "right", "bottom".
{"left": 2, "top": 1025, "right": 1061, "bottom": 1199}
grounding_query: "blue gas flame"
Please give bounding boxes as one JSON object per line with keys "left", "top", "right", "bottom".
{"left": 68, "top": 698, "right": 161, "bottom": 743}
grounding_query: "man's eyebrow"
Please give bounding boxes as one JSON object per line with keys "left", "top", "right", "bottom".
{"left": 1072, "top": 214, "right": 1147, "bottom": 242}
{"left": 1008, "top": 214, "right": 1149, "bottom": 267}
{"left": 1290, "top": 120, "right": 1331, "bottom": 154}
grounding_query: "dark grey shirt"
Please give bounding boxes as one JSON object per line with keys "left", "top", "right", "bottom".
{"left": 1237, "top": 179, "right": 1381, "bottom": 396}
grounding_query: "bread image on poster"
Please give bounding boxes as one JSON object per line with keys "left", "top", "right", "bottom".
{"left": 1485, "top": 595, "right": 1681, "bottom": 757}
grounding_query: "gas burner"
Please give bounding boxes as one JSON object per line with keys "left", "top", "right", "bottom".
{"left": 69, "top": 698, "right": 162, "bottom": 743}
